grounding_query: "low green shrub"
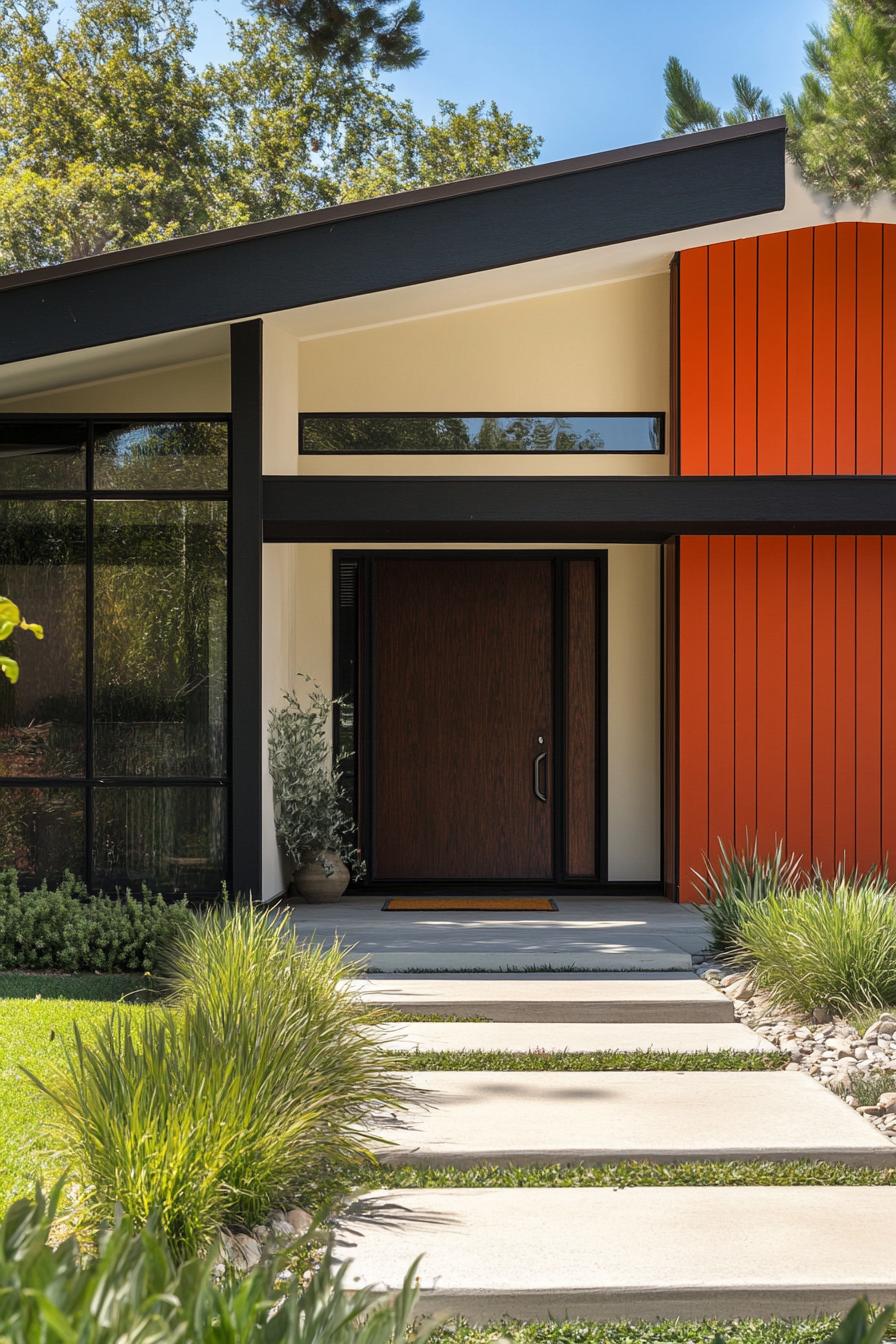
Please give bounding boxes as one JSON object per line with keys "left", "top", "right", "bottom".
{"left": 696, "top": 839, "right": 802, "bottom": 955}
{"left": 735, "top": 878, "right": 896, "bottom": 1015}
{"left": 0, "top": 1186, "right": 423, "bottom": 1344}
{"left": 0, "top": 868, "right": 193, "bottom": 972}
{"left": 30, "top": 904, "right": 402, "bottom": 1257}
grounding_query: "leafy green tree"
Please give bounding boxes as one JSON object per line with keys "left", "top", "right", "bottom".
{"left": 784, "top": 0, "right": 896, "bottom": 202}
{"left": 245, "top": 0, "right": 426, "bottom": 70}
{"left": 0, "top": 0, "right": 540, "bottom": 272}
{"left": 663, "top": 1, "right": 896, "bottom": 203}
{"left": 342, "top": 98, "right": 541, "bottom": 199}
{"left": 663, "top": 57, "right": 773, "bottom": 135}
{"left": 0, "top": 0, "right": 223, "bottom": 267}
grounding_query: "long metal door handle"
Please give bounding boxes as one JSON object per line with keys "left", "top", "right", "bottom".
{"left": 533, "top": 751, "right": 547, "bottom": 802}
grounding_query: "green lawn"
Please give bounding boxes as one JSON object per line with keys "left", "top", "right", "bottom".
{"left": 0, "top": 973, "right": 147, "bottom": 1206}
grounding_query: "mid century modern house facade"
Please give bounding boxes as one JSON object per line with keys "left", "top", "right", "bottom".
{"left": 0, "top": 115, "right": 894, "bottom": 904}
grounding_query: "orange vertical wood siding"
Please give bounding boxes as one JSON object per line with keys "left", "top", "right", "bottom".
{"left": 676, "top": 223, "right": 896, "bottom": 898}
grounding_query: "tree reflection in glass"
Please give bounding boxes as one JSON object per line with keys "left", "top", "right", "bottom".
{"left": 93, "top": 500, "right": 227, "bottom": 778}
{"left": 93, "top": 421, "right": 228, "bottom": 491}
{"left": 92, "top": 785, "right": 224, "bottom": 893}
{"left": 0, "top": 422, "right": 86, "bottom": 490}
{"left": 0, "top": 787, "right": 85, "bottom": 882}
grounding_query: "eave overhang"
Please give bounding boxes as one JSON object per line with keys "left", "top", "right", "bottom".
{"left": 0, "top": 119, "right": 785, "bottom": 367}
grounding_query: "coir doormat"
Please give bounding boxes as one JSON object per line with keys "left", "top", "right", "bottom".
{"left": 381, "top": 897, "right": 558, "bottom": 911}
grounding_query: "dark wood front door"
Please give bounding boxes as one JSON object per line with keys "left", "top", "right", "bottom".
{"left": 371, "top": 557, "right": 554, "bottom": 880}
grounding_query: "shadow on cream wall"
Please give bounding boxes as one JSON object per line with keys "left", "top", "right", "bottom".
{"left": 0, "top": 356, "right": 231, "bottom": 414}
{"left": 295, "top": 273, "right": 669, "bottom": 479}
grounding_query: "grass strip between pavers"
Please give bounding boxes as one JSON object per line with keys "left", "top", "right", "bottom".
{"left": 334, "top": 1158, "right": 896, "bottom": 1191}
{"left": 427, "top": 1316, "right": 848, "bottom": 1344}
{"left": 386, "top": 1048, "right": 787, "bottom": 1071}
{"left": 375, "top": 1011, "right": 490, "bottom": 1023}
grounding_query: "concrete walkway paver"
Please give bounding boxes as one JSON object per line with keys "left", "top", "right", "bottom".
{"left": 376, "top": 1070, "right": 896, "bottom": 1167}
{"left": 374, "top": 1020, "right": 775, "bottom": 1053}
{"left": 329, "top": 909, "right": 894, "bottom": 1321}
{"left": 347, "top": 971, "right": 734, "bottom": 1022}
{"left": 334, "top": 1186, "right": 896, "bottom": 1321}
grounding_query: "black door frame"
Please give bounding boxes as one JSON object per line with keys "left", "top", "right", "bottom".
{"left": 333, "top": 548, "right": 609, "bottom": 888}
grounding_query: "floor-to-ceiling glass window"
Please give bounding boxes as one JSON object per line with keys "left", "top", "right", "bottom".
{"left": 0, "top": 417, "right": 229, "bottom": 894}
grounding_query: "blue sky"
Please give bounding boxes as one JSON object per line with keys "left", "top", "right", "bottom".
{"left": 194, "top": 0, "right": 829, "bottom": 160}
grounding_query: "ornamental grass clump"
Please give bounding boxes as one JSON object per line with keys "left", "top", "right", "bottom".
{"left": 735, "top": 877, "right": 896, "bottom": 1016}
{"left": 696, "top": 838, "right": 802, "bottom": 955}
{"left": 0, "top": 1186, "right": 424, "bottom": 1344}
{"left": 29, "top": 904, "right": 402, "bottom": 1258}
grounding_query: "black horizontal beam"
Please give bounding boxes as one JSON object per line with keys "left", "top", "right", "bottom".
{"left": 0, "top": 123, "right": 784, "bottom": 365}
{"left": 262, "top": 474, "right": 896, "bottom": 542}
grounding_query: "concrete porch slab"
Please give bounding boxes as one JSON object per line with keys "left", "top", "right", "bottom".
{"left": 346, "top": 945, "right": 693, "bottom": 971}
{"left": 375, "top": 1070, "right": 896, "bottom": 1167}
{"left": 293, "top": 896, "right": 710, "bottom": 972}
{"left": 333, "top": 1186, "right": 896, "bottom": 1321}
{"left": 373, "top": 1020, "right": 776, "bottom": 1053}
{"left": 346, "top": 972, "right": 734, "bottom": 1022}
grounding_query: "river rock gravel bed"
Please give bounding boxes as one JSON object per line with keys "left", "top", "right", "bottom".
{"left": 697, "top": 962, "right": 896, "bottom": 1140}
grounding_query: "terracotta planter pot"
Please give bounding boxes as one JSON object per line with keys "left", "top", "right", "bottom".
{"left": 292, "top": 850, "right": 350, "bottom": 903}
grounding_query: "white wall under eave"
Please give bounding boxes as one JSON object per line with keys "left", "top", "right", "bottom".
{"left": 261, "top": 543, "right": 299, "bottom": 900}
{"left": 260, "top": 320, "right": 303, "bottom": 899}
{"left": 0, "top": 356, "right": 231, "bottom": 413}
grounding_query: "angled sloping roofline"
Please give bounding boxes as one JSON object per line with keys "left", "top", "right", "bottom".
{"left": 0, "top": 117, "right": 786, "bottom": 364}
{"left": 0, "top": 117, "right": 786, "bottom": 292}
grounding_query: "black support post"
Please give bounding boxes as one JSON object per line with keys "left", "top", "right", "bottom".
{"left": 229, "top": 320, "right": 264, "bottom": 897}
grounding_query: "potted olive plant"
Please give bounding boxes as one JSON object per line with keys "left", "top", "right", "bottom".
{"left": 268, "top": 677, "right": 363, "bottom": 902}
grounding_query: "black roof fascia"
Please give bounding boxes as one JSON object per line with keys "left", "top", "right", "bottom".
{"left": 261, "top": 473, "right": 896, "bottom": 543}
{"left": 0, "top": 119, "right": 785, "bottom": 366}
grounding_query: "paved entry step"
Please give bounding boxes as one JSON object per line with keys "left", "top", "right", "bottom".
{"left": 348, "top": 943, "right": 693, "bottom": 973}
{"left": 374, "top": 1071, "right": 896, "bottom": 1167}
{"left": 347, "top": 972, "right": 733, "bottom": 1022}
{"left": 374, "top": 1020, "right": 774, "bottom": 1054}
{"left": 334, "top": 1186, "right": 896, "bottom": 1321}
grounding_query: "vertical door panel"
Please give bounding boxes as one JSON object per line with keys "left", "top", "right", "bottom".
{"left": 565, "top": 560, "right": 597, "bottom": 877}
{"left": 371, "top": 558, "right": 553, "bottom": 880}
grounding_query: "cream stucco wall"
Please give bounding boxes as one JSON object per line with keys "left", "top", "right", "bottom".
{"left": 0, "top": 356, "right": 231, "bottom": 413}
{"left": 262, "top": 541, "right": 661, "bottom": 896}
{"left": 294, "top": 273, "right": 669, "bottom": 476}
{"left": 261, "top": 322, "right": 303, "bottom": 897}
